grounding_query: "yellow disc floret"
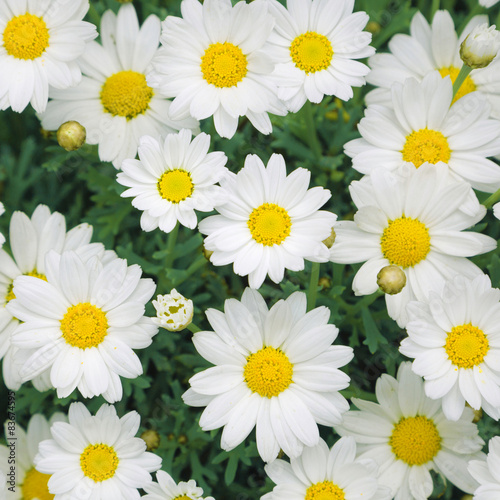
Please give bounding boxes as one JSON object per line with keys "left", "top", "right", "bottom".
{"left": 390, "top": 416, "right": 441, "bottom": 465}
{"left": 380, "top": 216, "right": 431, "bottom": 268}
{"left": 201, "top": 42, "right": 248, "bottom": 88}
{"left": 248, "top": 203, "right": 291, "bottom": 246}
{"left": 5, "top": 270, "right": 47, "bottom": 304}
{"left": 445, "top": 323, "right": 489, "bottom": 369}
{"left": 305, "top": 480, "right": 345, "bottom": 500}
{"left": 21, "top": 468, "right": 54, "bottom": 500}
{"left": 244, "top": 346, "right": 293, "bottom": 398}
{"left": 3, "top": 13, "right": 50, "bottom": 60}
{"left": 290, "top": 31, "right": 333, "bottom": 74}
{"left": 80, "top": 444, "right": 119, "bottom": 482}
{"left": 157, "top": 169, "right": 194, "bottom": 203}
{"left": 439, "top": 66, "right": 477, "bottom": 103}
{"left": 60, "top": 303, "right": 108, "bottom": 349}
{"left": 402, "top": 128, "right": 451, "bottom": 168}
{"left": 174, "top": 496, "right": 191, "bottom": 500}
{"left": 100, "top": 71, "right": 153, "bottom": 119}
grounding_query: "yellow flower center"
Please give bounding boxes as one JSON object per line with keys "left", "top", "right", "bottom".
{"left": 3, "top": 13, "right": 50, "bottom": 60}
{"left": 174, "top": 497, "right": 191, "bottom": 500}
{"left": 157, "top": 169, "right": 194, "bottom": 203}
{"left": 60, "top": 303, "right": 108, "bottom": 349}
{"left": 390, "top": 416, "right": 441, "bottom": 466}
{"left": 445, "top": 323, "right": 489, "bottom": 369}
{"left": 100, "top": 70, "right": 154, "bottom": 120}
{"left": 305, "top": 480, "right": 345, "bottom": 500}
{"left": 5, "top": 270, "right": 47, "bottom": 304}
{"left": 380, "top": 216, "right": 430, "bottom": 268}
{"left": 439, "top": 66, "right": 477, "bottom": 104}
{"left": 290, "top": 31, "right": 333, "bottom": 74}
{"left": 401, "top": 128, "right": 451, "bottom": 168}
{"left": 248, "top": 203, "right": 291, "bottom": 246}
{"left": 21, "top": 468, "right": 54, "bottom": 500}
{"left": 201, "top": 42, "right": 248, "bottom": 88}
{"left": 244, "top": 346, "right": 293, "bottom": 398}
{"left": 80, "top": 444, "right": 119, "bottom": 482}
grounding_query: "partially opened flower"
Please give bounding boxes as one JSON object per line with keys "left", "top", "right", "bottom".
{"left": 39, "top": 4, "right": 198, "bottom": 168}
{"left": 142, "top": 470, "right": 214, "bottom": 500}
{"left": 152, "top": 289, "right": 194, "bottom": 331}
{"left": 183, "top": 288, "right": 353, "bottom": 462}
{"left": 460, "top": 23, "right": 500, "bottom": 69}
{"left": 147, "top": 0, "right": 287, "bottom": 138}
{"left": 117, "top": 130, "right": 228, "bottom": 233}
{"left": 468, "top": 436, "right": 500, "bottom": 499}
{"left": 0, "top": 0, "right": 97, "bottom": 113}
{"left": 266, "top": 0, "right": 374, "bottom": 111}
{"left": 199, "top": 153, "right": 336, "bottom": 289}
{"left": 8, "top": 250, "right": 158, "bottom": 402}
{"left": 34, "top": 403, "right": 162, "bottom": 499}
{"left": 401, "top": 274, "right": 500, "bottom": 421}
{"left": 336, "top": 362, "right": 484, "bottom": 500}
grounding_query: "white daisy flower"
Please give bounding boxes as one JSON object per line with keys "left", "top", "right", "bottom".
{"left": 7, "top": 249, "right": 158, "bottom": 403}
{"left": 183, "top": 287, "right": 353, "bottom": 463}
{"left": 480, "top": 0, "right": 500, "bottom": 6}
{"left": 142, "top": 470, "right": 214, "bottom": 500}
{"left": 117, "top": 130, "right": 228, "bottom": 233}
{"left": 336, "top": 362, "right": 484, "bottom": 500}
{"left": 34, "top": 402, "right": 162, "bottom": 500}
{"left": 494, "top": 202, "right": 500, "bottom": 219}
{"left": 262, "top": 436, "right": 392, "bottom": 500}
{"left": 0, "top": 412, "right": 67, "bottom": 500}
{"left": 0, "top": 0, "right": 97, "bottom": 113}
{"left": 0, "top": 204, "right": 104, "bottom": 391}
{"left": 39, "top": 4, "right": 198, "bottom": 169}
{"left": 401, "top": 274, "right": 500, "bottom": 421}
{"left": 329, "top": 163, "right": 497, "bottom": 327}
{"left": 469, "top": 436, "right": 500, "bottom": 499}
{"left": 199, "top": 153, "right": 336, "bottom": 289}
{"left": 266, "top": 0, "right": 374, "bottom": 112}
{"left": 346, "top": 71, "right": 500, "bottom": 193}
{"left": 366, "top": 10, "right": 500, "bottom": 118}
{"left": 147, "top": 0, "right": 287, "bottom": 139}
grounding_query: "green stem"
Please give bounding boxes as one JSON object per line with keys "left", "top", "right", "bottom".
{"left": 186, "top": 322, "right": 201, "bottom": 333}
{"left": 452, "top": 64, "right": 472, "bottom": 101}
{"left": 484, "top": 187, "right": 500, "bottom": 208}
{"left": 352, "top": 290, "right": 383, "bottom": 313}
{"left": 302, "top": 101, "right": 322, "bottom": 159}
{"left": 164, "top": 222, "right": 180, "bottom": 269}
{"left": 307, "top": 262, "right": 321, "bottom": 311}
{"left": 171, "top": 257, "right": 207, "bottom": 287}
{"left": 340, "top": 387, "right": 378, "bottom": 403}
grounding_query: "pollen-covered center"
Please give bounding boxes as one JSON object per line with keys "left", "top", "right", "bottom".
{"left": 21, "top": 467, "right": 54, "bottom": 500}
{"left": 445, "top": 323, "right": 489, "bottom": 369}
{"left": 174, "top": 496, "right": 191, "bottom": 500}
{"left": 5, "top": 270, "right": 47, "bottom": 304}
{"left": 201, "top": 42, "right": 248, "bottom": 88}
{"left": 402, "top": 128, "right": 451, "bottom": 168}
{"left": 380, "top": 216, "right": 431, "bottom": 268}
{"left": 3, "top": 13, "right": 50, "bottom": 60}
{"left": 60, "top": 303, "right": 108, "bottom": 349}
{"left": 248, "top": 203, "right": 291, "bottom": 246}
{"left": 101, "top": 71, "right": 154, "bottom": 119}
{"left": 80, "top": 444, "right": 119, "bottom": 482}
{"left": 244, "top": 346, "right": 293, "bottom": 398}
{"left": 390, "top": 416, "right": 441, "bottom": 466}
{"left": 439, "top": 66, "right": 477, "bottom": 103}
{"left": 157, "top": 169, "right": 194, "bottom": 203}
{"left": 290, "top": 31, "right": 333, "bottom": 73}
{"left": 305, "top": 480, "right": 345, "bottom": 500}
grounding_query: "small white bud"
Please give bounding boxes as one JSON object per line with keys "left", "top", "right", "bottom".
{"left": 460, "top": 23, "right": 500, "bottom": 69}
{"left": 377, "top": 265, "right": 406, "bottom": 295}
{"left": 152, "top": 289, "right": 193, "bottom": 331}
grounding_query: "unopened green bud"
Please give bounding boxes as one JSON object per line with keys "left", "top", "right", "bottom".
{"left": 140, "top": 429, "right": 161, "bottom": 451}
{"left": 57, "top": 121, "right": 86, "bottom": 151}
{"left": 377, "top": 265, "right": 406, "bottom": 295}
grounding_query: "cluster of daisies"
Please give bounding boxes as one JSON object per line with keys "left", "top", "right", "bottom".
{"left": 0, "top": 0, "right": 500, "bottom": 499}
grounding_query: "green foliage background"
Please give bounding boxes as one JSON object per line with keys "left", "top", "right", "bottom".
{"left": 1, "top": 0, "right": 500, "bottom": 498}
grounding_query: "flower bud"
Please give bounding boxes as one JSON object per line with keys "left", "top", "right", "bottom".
{"left": 57, "top": 121, "right": 86, "bottom": 151}
{"left": 377, "top": 265, "right": 406, "bottom": 295}
{"left": 140, "top": 429, "right": 160, "bottom": 451}
{"left": 322, "top": 228, "right": 336, "bottom": 249}
{"left": 460, "top": 23, "right": 500, "bottom": 69}
{"left": 152, "top": 289, "right": 193, "bottom": 331}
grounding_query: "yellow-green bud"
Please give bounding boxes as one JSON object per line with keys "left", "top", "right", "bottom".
{"left": 318, "top": 276, "right": 331, "bottom": 290}
{"left": 460, "top": 23, "right": 500, "bottom": 69}
{"left": 140, "top": 429, "right": 161, "bottom": 451}
{"left": 366, "top": 21, "right": 381, "bottom": 35}
{"left": 57, "top": 121, "right": 86, "bottom": 151}
{"left": 322, "top": 228, "right": 336, "bottom": 249}
{"left": 377, "top": 265, "right": 406, "bottom": 295}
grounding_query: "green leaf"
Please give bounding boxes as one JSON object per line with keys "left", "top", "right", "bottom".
{"left": 361, "top": 308, "right": 388, "bottom": 354}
